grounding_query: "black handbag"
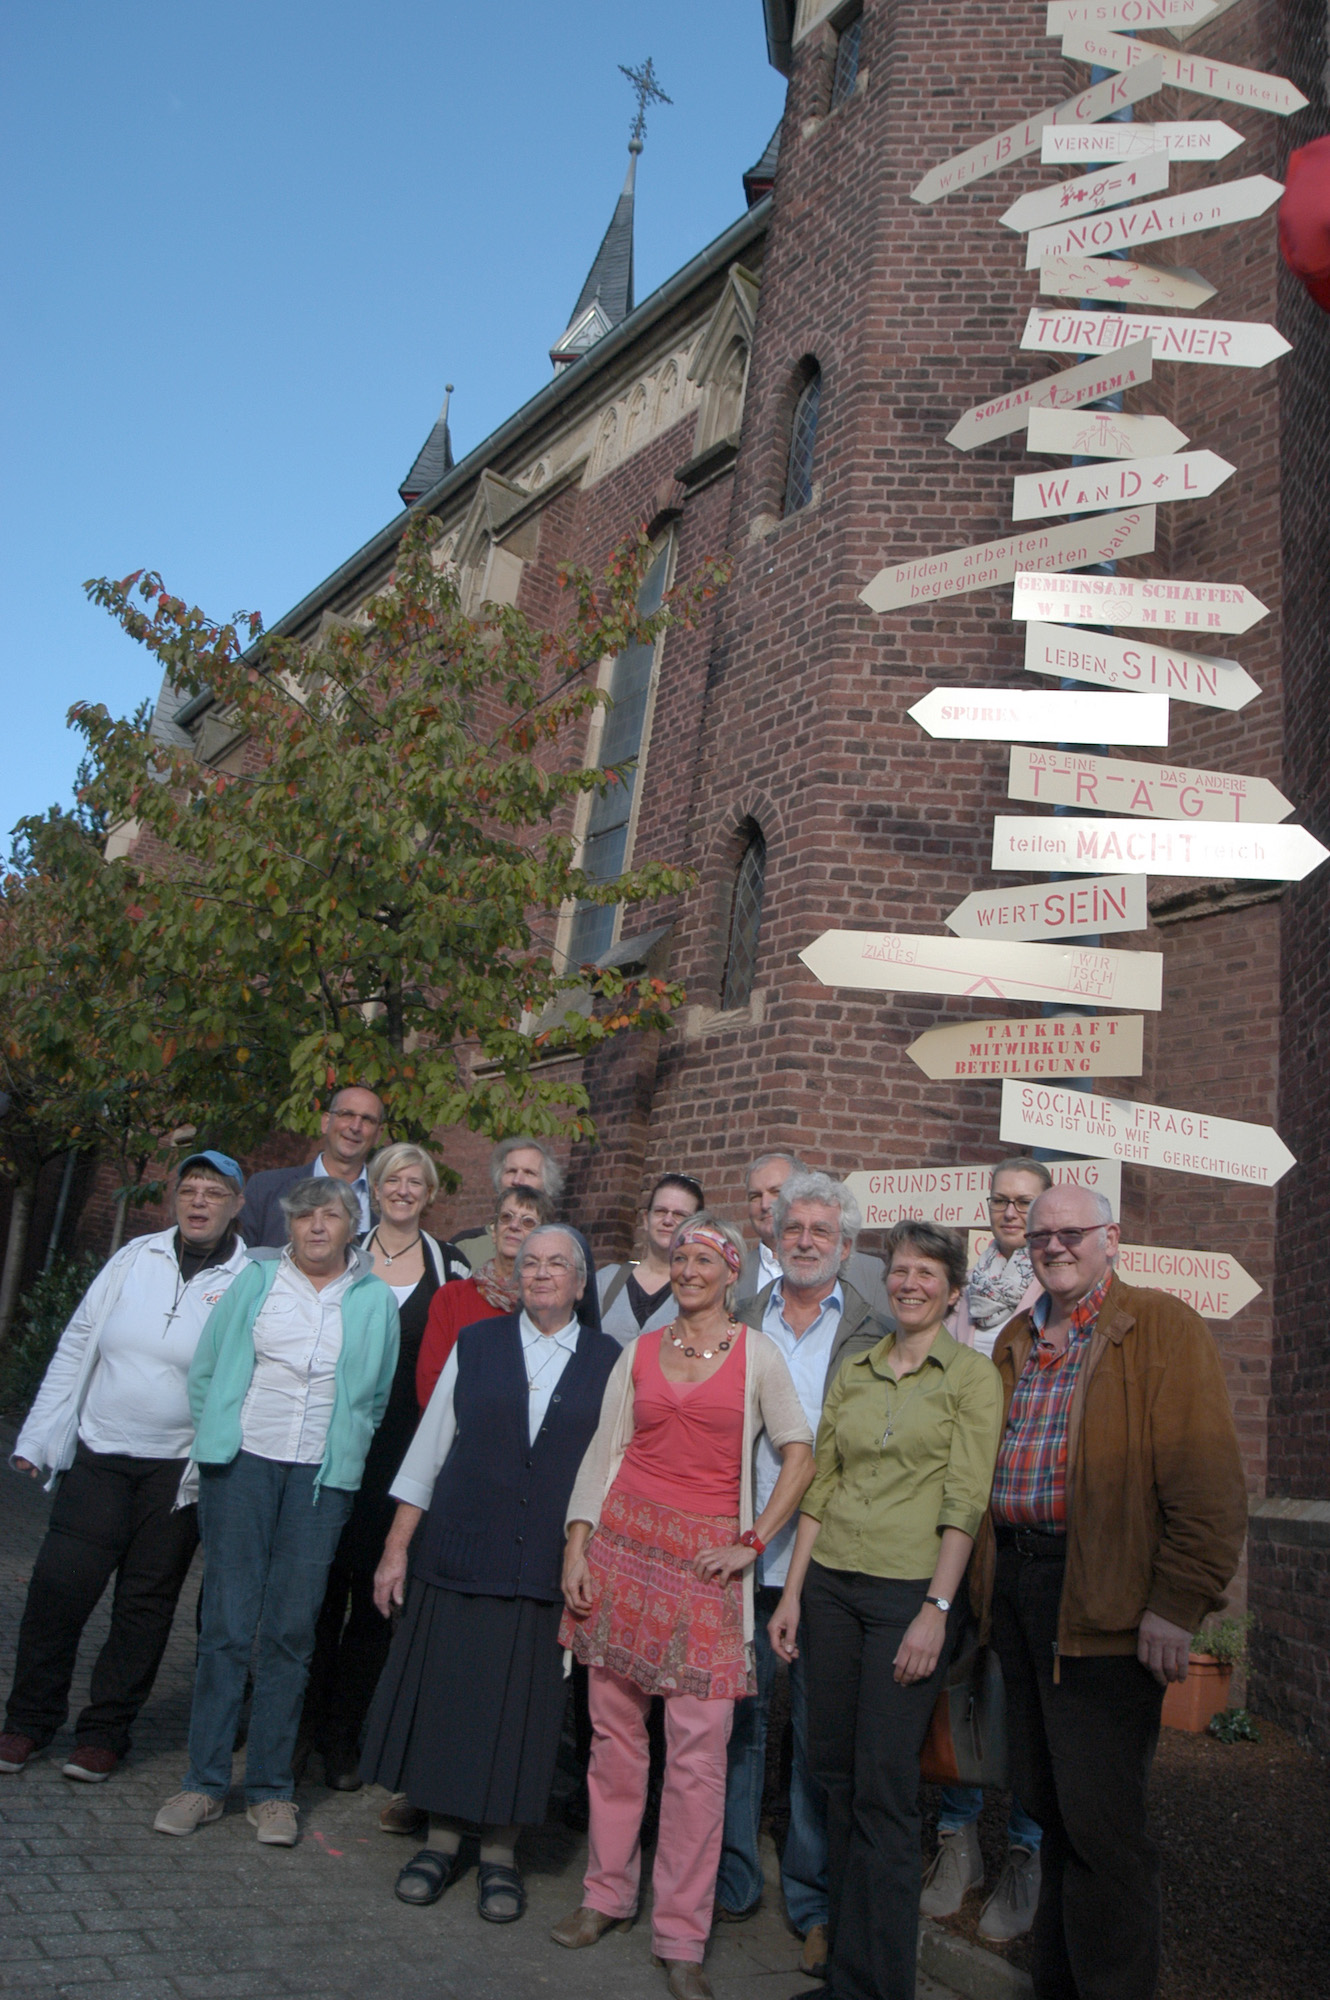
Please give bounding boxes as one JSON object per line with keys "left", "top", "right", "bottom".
{"left": 919, "top": 1639, "right": 1010, "bottom": 1789}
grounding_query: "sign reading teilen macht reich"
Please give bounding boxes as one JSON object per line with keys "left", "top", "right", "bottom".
{"left": 908, "top": 1013, "right": 1145, "bottom": 1080}
{"left": 992, "top": 816, "right": 1330, "bottom": 882}
{"left": 999, "top": 1079, "right": 1297, "bottom": 1185}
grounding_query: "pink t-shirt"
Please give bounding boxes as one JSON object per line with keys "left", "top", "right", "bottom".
{"left": 614, "top": 1326, "right": 747, "bottom": 1517}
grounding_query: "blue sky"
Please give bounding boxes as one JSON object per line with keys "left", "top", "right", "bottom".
{"left": 0, "top": 1, "right": 785, "bottom": 835}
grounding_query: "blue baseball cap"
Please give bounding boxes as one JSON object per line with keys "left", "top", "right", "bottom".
{"left": 177, "top": 1150, "right": 245, "bottom": 1191}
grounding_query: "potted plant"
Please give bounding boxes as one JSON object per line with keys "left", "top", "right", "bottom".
{"left": 1161, "top": 1614, "right": 1252, "bottom": 1734}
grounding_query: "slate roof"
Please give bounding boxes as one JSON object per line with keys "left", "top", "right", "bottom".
{"left": 399, "top": 403, "right": 455, "bottom": 507}
{"left": 743, "top": 123, "right": 781, "bottom": 207}
{"left": 552, "top": 151, "right": 637, "bottom": 364}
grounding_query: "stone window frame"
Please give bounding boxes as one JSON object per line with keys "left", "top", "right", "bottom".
{"left": 720, "top": 821, "right": 768, "bottom": 1012}
{"left": 783, "top": 359, "right": 823, "bottom": 516}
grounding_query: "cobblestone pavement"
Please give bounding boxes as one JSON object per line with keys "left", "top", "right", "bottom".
{"left": 0, "top": 1446, "right": 958, "bottom": 2000}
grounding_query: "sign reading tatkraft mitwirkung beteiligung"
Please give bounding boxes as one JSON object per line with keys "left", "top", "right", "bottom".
{"left": 908, "top": 1013, "right": 1145, "bottom": 1080}
{"left": 1008, "top": 746, "right": 1292, "bottom": 822}
{"left": 992, "top": 816, "right": 1330, "bottom": 881}
{"left": 999, "top": 1079, "right": 1297, "bottom": 1185}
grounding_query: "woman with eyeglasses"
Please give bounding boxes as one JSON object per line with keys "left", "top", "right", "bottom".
{"left": 951, "top": 1157, "right": 1051, "bottom": 1361}
{"left": 595, "top": 1173, "right": 706, "bottom": 1345}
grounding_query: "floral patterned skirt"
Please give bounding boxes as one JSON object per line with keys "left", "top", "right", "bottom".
{"left": 559, "top": 1485, "right": 754, "bottom": 1701}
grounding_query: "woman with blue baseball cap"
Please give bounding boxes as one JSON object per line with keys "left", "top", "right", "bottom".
{"left": 0, "top": 1152, "right": 249, "bottom": 1786}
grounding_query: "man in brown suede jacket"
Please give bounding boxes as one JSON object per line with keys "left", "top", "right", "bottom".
{"left": 976, "top": 1183, "right": 1246, "bottom": 2000}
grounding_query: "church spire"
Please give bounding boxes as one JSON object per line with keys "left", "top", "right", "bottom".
{"left": 550, "top": 59, "right": 671, "bottom": 373}
{"left": 398, "top": 382, "right": 455, "bottom": 508}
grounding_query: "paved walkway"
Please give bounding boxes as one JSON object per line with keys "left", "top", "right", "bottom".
{"left": 0, "top": 1445, "right": 958, "bottom": 2000}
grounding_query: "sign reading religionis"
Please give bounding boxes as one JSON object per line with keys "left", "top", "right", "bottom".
{"left": 945, "top": 874, "right": 1148, "bottom": 941}
{"left": 967, "top": 1229, "right": 1260, "bottom": 1319}
{"left": 847, "top": 1157, "right": 1122, "bottom": 1229}
{"left": 992, "top": 815, "right": 1330, "bottom": 881}
{"left": 1007, "top": 746, "right": 1292, "bottom": 822}
{"left": 907, "top": 1012, "right": 1145, "bottom": 1079}
{"left": 1022, "top": 624, "right": 1261, "bottom": 709}
{"left": 999, "top": 1079, "right": 1297, "bottom": 1185}
{"left": 800, "top": 931, "right": 1163, "bottom": 1009}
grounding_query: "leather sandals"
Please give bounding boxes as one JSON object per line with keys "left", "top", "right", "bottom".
{"left": 393, "top": 1847, "right": 467, "bottom": 1906}
{"left": 476, "top": 1861, "right": 526, "bottom": 1923}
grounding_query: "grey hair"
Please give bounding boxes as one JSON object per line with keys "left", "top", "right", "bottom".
{"left": 514, "top": 1224, "right": 586, "bottom": 1288}
{"left": 490, "top": 1137, "right": 566, "bottom": 1203}
{"left": 990, "top": 1156, "right": 1053, "bottom": 1192}
{"left": 1029, "top": 1187, "right": 1116, "bottom": 1226}
{"left": 279, "top": 1176, "right": 361, "bottom": 1225}
{"left": 745, "top": 1150, "right": 809, "bottom": 1182}
{"left": 772, "top": 1171, "right": 862, "bottom": 1249}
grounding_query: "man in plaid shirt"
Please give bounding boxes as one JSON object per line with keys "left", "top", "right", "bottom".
{"left": 982, "top": 1184, "right": 1245, "bottom": 2000}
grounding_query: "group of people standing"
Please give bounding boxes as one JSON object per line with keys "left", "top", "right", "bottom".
{"left": 0, "top": 1091, "right": 1248, "bottom": 2000}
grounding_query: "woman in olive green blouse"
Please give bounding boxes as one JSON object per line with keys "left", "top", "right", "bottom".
{"left": 771, "top": 1220, "right": 1003, "bottom": 2000}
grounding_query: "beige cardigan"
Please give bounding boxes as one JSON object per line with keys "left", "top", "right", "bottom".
{"left": 565, "top": 1327, "right": 814, "bottom": 1645}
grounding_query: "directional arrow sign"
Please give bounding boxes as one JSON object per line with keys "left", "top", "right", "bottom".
{"left": 1025, "top": 174, "right": 1285, "bottom": 269}
{"left": 799, "top": 931, "right": 1163, "bottom": 1010}
{"left": 861, "top": 506, "right": 1155, "bottom": 612}
{"left": 1003, "top": 154, "right": 1170, "bottom": 234}
{"left": 1009, "top": 746, "right": 1293, "bottom": 823}
{"left": 1027, "top": 407, "right": 1189, "bottom": 456}
{"left": 1012, "top": 449, "right": 1233, "bottom": 520}
{"left": 1173, "top": 0, "right": 1243, "bottom": 34}
{"left": 949, "top": 339, "right": 1155, "bottom": 452}
{"left": 967, "top": 1227, "right": 1261, "bottom": 1319}
{"left": 846, "top": 1158, "right": 1121, "bottom": 1230}
{"left": 1037, "top": 256, "right": 1216, "bottom": 310}
{"left": 908, "top": 1013, "right": 1145, "bottom": 1081}
{"left": 1023, "top": 624, "right": 1260, "bottom": 711}
{"left": 946, "top": 874, "right": 1149, "bottom": 941}
{"left": 911, "top": 59, "right": 1164, "bottom": 203}
{"left": 992, "top": 816, "right": 1330, "bottom": 882}
{"left": 1060, "top": 28, "right": 1310, "bottom": 118}
{"left": 1040, "top": 120, "right": 1243, "bottom": 164}
{"left": 1022, "top": 305, "right": 1291, "bottom": 368}
{"left": 910, "top": 688, "right": 1169, "bottom": 744}
{"left": 1046, "top": 0, "right": 1218, "bottom": 31}
{"left": 1000, "top": 1078, "right": 1297, "bottom": 1186}
{"left": 1011, "top": 571, "right": 1269, "bottom": 635}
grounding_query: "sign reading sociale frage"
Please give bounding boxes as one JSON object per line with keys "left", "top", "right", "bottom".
{"left": 999, "top": 1079, "right": 1297, "bottom": 1185}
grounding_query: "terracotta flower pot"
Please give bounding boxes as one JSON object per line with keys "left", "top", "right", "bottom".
{"left": 1161, "top": 1653, "right": 1234, "bottom": 1733}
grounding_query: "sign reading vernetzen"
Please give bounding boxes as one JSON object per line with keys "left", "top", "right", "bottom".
{"left": 948, "top": 339, "right": 1154, "bottom": 452}
{"left": 1000, "top": 1079, "right": 1297, "bottom": 1185}
{"left": 992, "top": 816, "right": 1330, "bottom": 882}
{"left": 908, "top": 1013, "right": 1145, "bottom": 1080}
{"left": 1008, "top": 746, "right": 1292, "bottom": 823}
{"left": 861, "top": 507, "right": 1155, "bottom": 612}
{"left": 846, "top": 1157, "right": 1121, "bottom": 1229}
{"left": 1022, "top": 624, "right": 1260, "bottom": 710}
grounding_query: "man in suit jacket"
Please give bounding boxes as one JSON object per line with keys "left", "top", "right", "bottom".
{"left": 718, "top": 1172, "right": 895, "bottom": 1977}
{"left": 738, "top": 1150, "right": 890, "bottom": 1315}
{"left": 238, "top": 1086, "right": 385, "bottom": 1248}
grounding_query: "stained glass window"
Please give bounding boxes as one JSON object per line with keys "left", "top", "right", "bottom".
{"left": 721, "top": 827, "right": 767, "bottom": 1011}
{"left": 830, "top": 12, "right": 863, "bottom": 109}
{"left": 784, "top": 368, "right": 822, "bottom": 516}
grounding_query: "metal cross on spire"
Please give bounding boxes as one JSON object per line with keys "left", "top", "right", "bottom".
{"left": 619, "top": 57, "right": 671, "bottom": 154}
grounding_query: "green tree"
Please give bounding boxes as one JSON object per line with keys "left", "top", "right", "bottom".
{"left": 75, "top": 517, "right": 718, "bottom": 1165}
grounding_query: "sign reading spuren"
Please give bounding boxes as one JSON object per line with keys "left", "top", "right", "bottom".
{"left": 999, "top": 1079, "right": 1297, "bottom": 1185}
{"left": 908, "top": 1013, "right": 1145, "bottom": 1080}
{"left": 846, "top": 1157, "right": 1122, "bottom": 1229}
{"left": 909, "top": 688, "right": 1168, "bottom": 744}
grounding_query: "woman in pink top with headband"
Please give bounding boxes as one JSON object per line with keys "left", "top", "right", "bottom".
{"left": 553, "top": 1214, "right": 814, "bottom": 2000}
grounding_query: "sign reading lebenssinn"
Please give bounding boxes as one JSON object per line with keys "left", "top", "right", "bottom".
{"left": 1023, "top": 624, "right": 1260, "bottom": 710}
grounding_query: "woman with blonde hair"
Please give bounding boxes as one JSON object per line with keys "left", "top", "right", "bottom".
{"left": 553, "top": 1214, "right": 815, "bottom": 2000}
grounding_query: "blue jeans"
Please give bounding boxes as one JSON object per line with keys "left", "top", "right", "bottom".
{"left": 938, "top": 1781, "right": 1043, "bottom": 1851}
{"left": 185, "top": 1453, "right": 353, "bottom": 1802}
{"left": 716, "top": 1584, "right": 828, "bottom": 1934}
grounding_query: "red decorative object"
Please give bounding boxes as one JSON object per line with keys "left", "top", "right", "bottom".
{"left": 1279, "top": 135, "right": 1330, "bottom": 312}
{"left": 1161, "top": 1653, "right": 1234, "bottom": 1734}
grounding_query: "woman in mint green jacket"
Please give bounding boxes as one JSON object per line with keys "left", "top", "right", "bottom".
{"left": 153, "top": 1178, "right": 398, "bottom": 1848}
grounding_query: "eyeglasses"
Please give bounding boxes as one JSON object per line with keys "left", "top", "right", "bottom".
{"left": 990, "top": 1195, "right": 1034, "bottom": 1214}
{"left": 780, "top": 1221, "right": 839, "bottom": 1245}
{"left": 523, "top": 1256, "right": 574, "bottom": 1275}
{"left": 1025, "top": 1226, "right": 1105, "bottom": 1252}
{"left": 178, "top": 1183, "right": 236, "bottom": 1204}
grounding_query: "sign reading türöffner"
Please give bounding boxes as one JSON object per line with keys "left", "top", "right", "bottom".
{"left": 1008, "top": 746, "right": 1292, "bottom": 823}
{"left": 1059, "top": 27, "right": 1309, "bottom": 117}
{"left": 1038, "top": 258, "right": 1216, "bottom": 311}
{"left": 1011, "top": 450, "right": 1232, "bottom": 520}
{"left": 1002, "top": 153, "right": 1170, "bottom": 233}
{"left": 967, "top": 1229, "right": 1260, "bottom": 1320}
{"left": 992, "top": 816, "right": 1330, "bottom": 882}
{"left": 861, "top": 507, "right": 1155, "bottom": 613}
{"left": 910, "top": 60, "right": 1163, "bottom": 204}
{"left": 1020, "top": 305, "right": 1291, "bottom": 369}
{"left": 909, "top": 1013, "right": 1145, "bottom": 1080}
{"left": 799, "top": 931, "right": 1163, "bottom": 1009}
{"left": 1039, "top": 120, "right": 1242, "bottom": 164}
{"left": 846, "top": 1157, "right": 1122, "bottom": 1230}
{"left": 945, "top": 874, "right": 1148, "bottom": 942}
{"left": 999, "top": 1079, "right": 1297, "bottom": 1185}
{"left": 1026, "top": 407, "right": 1188, "bottom": 457}
{"left": 948, "top": 339, "right": 1154, "bottom": 452}
{"left": 1023, "top": 624, "right": 1260, "bottom": 710}
{"left": 1011, "top": 571, "right": 1269, "bottom": 634}
{"left": 909, "top": 688, "right": 1168, "bottom": 744}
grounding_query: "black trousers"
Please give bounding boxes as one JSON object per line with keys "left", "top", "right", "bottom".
{"left": 990, "top": 1543, "right": 1165, "bottom": 2000}
{"left": 803, "top": 1562, "right": 961, "bottom": 2000}
{"left": 5, "top": 1443, "right": 199, "bottom": 1755}
{"left": 301, "top": 1546, "right": 393, "bottom": 1755}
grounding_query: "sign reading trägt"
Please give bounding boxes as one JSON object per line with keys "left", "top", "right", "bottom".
{"left": 999, "top": 1078, "right": 1297, "bottom": 1185}
{"left": 1007, "top": 745, "right": 1293, "bottom": 823}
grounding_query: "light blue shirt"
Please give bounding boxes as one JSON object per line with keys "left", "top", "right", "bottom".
{"left": 519, "top": 1310, "right": 580, "bottom": 1441}
{"left": 755, "top": 1279, "right": 844, "bottom": 1587}
{"left": 317, "top": 1156, "right": 371, "bottom": 1234}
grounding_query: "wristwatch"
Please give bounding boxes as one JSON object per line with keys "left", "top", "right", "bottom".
{"left": 739, "top": 1529, "right": 767, "bottom": 1555}
{"left": 924, "top": 1594, "right": 951, "bottom": 1613}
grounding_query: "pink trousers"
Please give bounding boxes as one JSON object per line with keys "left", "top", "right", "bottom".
{"left": 582, "top": 1665, "right": 735, "bottom": 1963}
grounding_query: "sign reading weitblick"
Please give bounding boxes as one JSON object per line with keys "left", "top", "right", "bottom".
{"left": 846, "top": 1157, "right": 1122, "bottom": 1229}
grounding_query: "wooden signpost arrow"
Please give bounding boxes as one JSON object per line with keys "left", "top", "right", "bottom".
{"left": 999, "top": 1078, "right": 1298, "bottom": 1185}
{"left": 1008, "top": 746, "right": 1294, "bottom": 823}
{"left": 908, "top": 1013, "right": 1145, "bottom": 1080}
{"left": 967, "top": 1228, "right": 1260, "bottom": 1318}
{"left": 948, "top": 339, "right": 1155, "bottom": 452}
{"left": 1060, "top": 28, "right": 1310, "bottom": 118}
{"left": 1026, "top": 406, "right": 1188, "bottom": 456}
{"left": 1002, "top": 153, "right": 1170, "bottom": 233}
{"left": 799, "top": 931, "right": 1164, "bottom": 1009}
{"left": 861, "top": 506, "right": 1155, "bottom": 611}
{"left": 911, "top": 59, "right": 1164, "bottom": 204}
{"left": 1037, "top": 256, "right": 1216, "bottom": 310}
{"left": 1173, "top": 0, "right": 1243, "bottom": 33}
{"left": 1040, "top": 120, "right": 1243, "bottom": 164}
{"left": 1046, "top": 0, "right": 1218, "bottom": 30}
{"left": 1024, "top": 174, "right": 1285, "bottom": 269}
{"left": 945, "top": 874, "right": 1149, "bottom": 940}
{"left": 1011, "top": 449, "right": 1233, "bottom": 519}
{"left": 1021, "top": 304, "right": 1291, "bottom": 368}
{"left": 992, "top": 816, "right": 1330, "bottom": 882}
{"left": 1011, "top": 570, "right": 1270, "bottom": 634}
{"left": 845, "top": 1158, "right": 1122, "bottom": 1230}
{"left": 1022, "top": 623, "right": 1260, "bottom": 710}
{"left": 909, "top": 687, "right": 1169, "bottom": 744}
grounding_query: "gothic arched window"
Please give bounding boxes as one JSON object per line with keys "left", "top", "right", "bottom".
{"left": 721, "top": 825, "right": 767, "bottom": 1011}
{"left": 783, "top": 366, "right": 822, "bottom": 515}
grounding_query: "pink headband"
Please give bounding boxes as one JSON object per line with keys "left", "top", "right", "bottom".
{"left": 673, "top": 1222, "right": 742, "bottom": 1276}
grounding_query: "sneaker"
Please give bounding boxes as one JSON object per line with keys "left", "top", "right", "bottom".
{"left": 0, "top": 1731, "right": 39, "bottom": 1774}
{"left": 978, "top": 1844, "right": 1041, "bottom": 1941}
{"left": 154, "top": 1790, "right": 225, "bottom": 1836}
{"left": 247, "top": 1798, "right": 299, "bottom": 1846}
{"left": 62, "top": 1746, "right": 118, "bottom": 1783}
{"left": 919, "top": 1822, "right": 983, "bottom": 1917}
{"left": 800, "top": 1922, "right": 829, "bottom": 1978}
{"left": 379, "top": 1793, "right": 429, "bottom": 1837}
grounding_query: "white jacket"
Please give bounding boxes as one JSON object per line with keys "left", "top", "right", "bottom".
{"left": 12, "top": 1228, "right": 250, "bottom": 1492}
